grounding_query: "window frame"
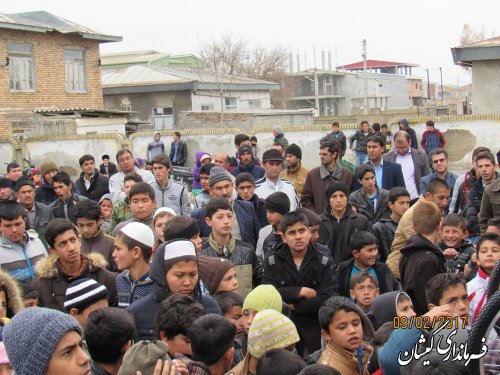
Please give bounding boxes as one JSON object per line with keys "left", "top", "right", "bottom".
{"left": 7, "top": 42, "right": 36, "bottom": 92}
{"left": 64, "top": 48, "right": 87, "bottom": 93}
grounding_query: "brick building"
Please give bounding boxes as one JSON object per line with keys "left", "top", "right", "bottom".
{"left": 0, "top": 11, "right": 121, "bottom": 137}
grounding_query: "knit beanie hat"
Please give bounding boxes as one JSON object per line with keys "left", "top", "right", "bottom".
{"left": 243, "top": 284, "right": 282, "bottom": 313}
{"left": 3, "top": 307, "right": 82, "bottom": 375}
{"left": 248, "top": 309, "right": 300, "bottom": 358}
{"left": 198, "top": 256, "right": 235, "bottom": 295}
{"left": 0, "top": 178, "right": 11, "bottom": 189}
{"left": 209, "top": 166, "right": 232, "bottom": 187}
{"left": 235, "top": 172, "right": 255, "bottom": 187}
{"left": 324, "top": 181, "right": 350, "bottom": 200}
{"left": 272, "top": 126, "right": 283, "bottom": 134}
{"left": 40, "top": 160, "right": 58, "bottom": 177}
{"left": 20, "top": 282, "right": 39, "bottom": 299}
{"left": 64, "top": 278, "right": 109, "bottom": 312}
{"left": 14, "top": 176, "right": 35, "bottom": 192}
{"left": 238, "top": 145, "right": 253, "bottom": 156}
{"left": 264, "top": 192, "right": 290, "bottom": 215}
{"left": 120, "top": 222, "right": 155, "bottom": 248}
{"left": 117, "top": 340, "right": 172, "bottom": 375}
{"left": 285, "top": 144, "right": 302, "bottom": 160}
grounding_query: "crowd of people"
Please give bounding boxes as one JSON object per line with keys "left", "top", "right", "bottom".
{"left": 0, "top": 120, "right": 499, "bottom": 375}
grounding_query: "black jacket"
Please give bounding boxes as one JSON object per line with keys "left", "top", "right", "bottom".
{"left": 35, "top": 180, "right": 80, "bottom": 206}
{"left": 349, "top": 129, "right": 373, "bottom": 153}
{"left": 169, "top": 140, "right": 188, "bottom": 166}
{"left": 333, "top": 258, "right": 400, "bottom": 297}
{"left": 371, "top": 217, "right": 398, "bottom": 263}
{"left": 75, "top": 170, "right": 110, "bottom": 202}
{"left": 49, "top": 193, "right": 87, "bottom": 224}
{"left": 99, "top": 162, "right": 118, "bottom": 177}
{"left": 399, "top": 234, "right": 446, "bottom": 315}
{"left": 236, "top": 194, "right": 268, "bottom": 229}
{"left": 319, "top": 205, "right": 370, "bottom": 266}
{"left": 348, "top": 188, "right": 390, "bottom": 227}
{"left": 322, "top": 131, "right": 347, "bottom": 157}
{"left": 262, "top": 231, "right": 282, "bottom": 259}
{"left": 230, "top": 160, "right": 265, "bottom": 180}
{"left": 438, "top": 240, "right": 475, "bottom": 274}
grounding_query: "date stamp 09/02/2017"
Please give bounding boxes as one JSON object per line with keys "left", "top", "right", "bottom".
{"left": 392, "top": 315, "right": 468, "bottom": 330}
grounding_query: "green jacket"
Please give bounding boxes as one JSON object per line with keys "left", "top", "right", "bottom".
{"left": 109, "top": 198, "right": 132, "bottom": 232}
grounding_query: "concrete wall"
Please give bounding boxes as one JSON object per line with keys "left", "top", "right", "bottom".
{"left": 472, "top": 60, "right": 500, "bottom": 114}
{"left": 0, "top": 139, "right": 17, "bottom": 174}
{"left": 191, "top": 90, "right": 272, "bottom": 111}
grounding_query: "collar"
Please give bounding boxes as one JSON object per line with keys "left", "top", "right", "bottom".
{"left": 478, "top": 266, "right": 490, "bottom": 279}
{"left": 320, "top": 163, "right": 341, "bottom": 180}
{"left": 396, "top": 149, "right": 412, "bottom": 157}
{"left": 286, "top": 160, "right": 302, "bottom": 173}
{"left": 369, "top": 158, "right": 384, "bottom": 168}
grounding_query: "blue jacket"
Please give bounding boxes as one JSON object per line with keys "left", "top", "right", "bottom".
{"left": 380, "top": 327, "right": 424, "bottom": 375}
{"left": 236, "top": 194, "right": 269, "bottom": 229}
{"left": 230, "top": 160, "right": 265, "bottom": 180}
{"left": 192, "top": 199, "right": 260, "bottom": 248}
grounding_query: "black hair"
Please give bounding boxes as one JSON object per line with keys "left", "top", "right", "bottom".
{"left": 319, "top": 140, "right": 340, "bottom": 158}
{"left": 200, "top": 163, "right": 215, "bottom": 176}
{"left": 373, "top": 321, "right": 395, "bottom": 348}
{"left": 155, "top": 294, "right": 204, "bottom": 340}
{"left": 356, "top": 163, "right": 375, "bottom": 181}
{"left": 441, "top": 213, "right": 467, "bottom": 232}
{"left": 83, "top": 307, "right": 135, "bottom": 365}
{"left": 425, "top": 178, "right": 449, "bottom": 195}
{"left": 78, "top": 154, "right": 95, "bottom": 166}
{"left": 366, "top": 135, "right": 386, "bottom": 148}
{"left": 163, "top": 216, "right": 200, "bottom": 242}
{"left": 372, "top": 123, "right": 381, "bottom": 132}
{"left": 280, "top": 211, "right": 309, "bottom": 234}
{"left": 174, "top": 131, "right": 181, "bottom": 138}
{"left": 152, "top": 154, "right": 171, "bottom": 169}
{"left": 425, "top": 273, "right": 466, "bottom": 307}
{"left": 44, "top": 218, "right": 79, "bottom": 248}
{"left": 318, "top": 297, "right": 362, "bottom": 331}
{"left": 360, "top": 120, "right": 369, "bottom": 126}
{"left": 256, "top": 349, "right": 307, "bottom": 375}
{"left": 116, "top": 231, "right": 153, "bottom": 263}
{"left": 250, "top": 135, "right": 257, "bottom": 143}
{"left": 188, "top": 314, "right": 236, "bottom": 366}
{"left": 487, "top": 217, "right": 500, "bottom": 229}
{"left": 205, "top": 197, "right": 232, "bottom": 219}
{"left": 388, "top": 187, "right": 410, "bottom": 204}
{"left": 427, "top": 148, "right": 448, "bottom": 167}
{"left": 294, "top": 207, "right": 321, "bottom": 226}
{"left": 116, "top": 149, "right": 133, "bottom": 162}
{"left": 381, "top": 124, "right": 388, "bottom": 129}
{"left": 213, "top": 292, "right": 243, "bottom": 315}
{"left": 476, "top": 232, "right": 500, "bottom": 254}
{"left": 234, "top": 134, "right": 250, "bottom": 147}
{"left": 74, "top": 199, "right": 101, "bottom": 222}
{"left": 235, "top": 172, "right": 256, "bottom": 187}
{"left": 331, "top": 121, "right": 339, "bottom": 127}
{"left": 472, "top": 146, "right": 491, "bottom": 160}
{"left": 497, "top": 149, "right": 500, "bottom": 165}
{"left": 52, "top": 171, "right": 72, "bottom": 186}
{"left": 128, "top": 182, "right": 155, "bottom": 201}
{"left": 0, "top": 201, "right": 26, "bottom": 221}
{"left": 350, "top": 231, "right": 377, "bottom": 252}
{"left": 102, "top": 154, "right": 110, "bottom": 160}
{"left": 475, "top": 150, "right": 496, "bottom": 165}
{"left": 350, "top": 271, "right": 378, "bottom": 290}
{"left": 6, "top": 162, "right": 20, "bottom": 172}
{"left": 124, "top": 173, "right": 143, "bottom": 184}
{"left": 299, "top": 364, "right": 341, "bottom": 375}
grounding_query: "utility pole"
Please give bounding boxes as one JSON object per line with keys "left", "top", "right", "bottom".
{"left": 425, "top": 69, "right": 430, "bottom": 100}
{"left": 439, "top": 67, "right": 444, "bottom": 103}
{"left": 362, "top": 39, "right": 368, "bottom": 115}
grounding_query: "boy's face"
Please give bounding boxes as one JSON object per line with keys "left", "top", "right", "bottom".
{"left": 167, "top": 334, "right": 192, "bottom": 357}
{"left": 381, "top": 127, "right": 388, "bottom": 135}
{"left": 166, "top": 260, "right": 199, "bottom": 294}
{"left": 476, "top": 158, "right": 497, "bottom": 182}
{"left": 237, "top": 181, "right": 255, "bottom": 201}
{"left": 266, "top": 210, "right": 283, "bottom": 227}
{"left": 332, "top": 125, "right": 339, "bottom": 133}
{"left": 309, "top": 224, "right": 320, "bottom": 244}
{"left": 433, "top": 283, "right": 469, "bottom": 319}
{"left": 112, "top": 235, "right": 137, "bottom": 271}
{"left": 46, "top": 331, "right": 90, "bottom": 375}
{"left": 396, "top": 299, "right": 416, "bottom": 318}
{"left": 153, "top": 163, "right": 169, "bottom": 182}
{"left": 441, "top": 225, "right": 466, "bottom": 248}
{"left": 360, "top": 172, "right": 376, "bottom": 194}
{"left": 24, "top": 297, "right": 39, "bottom": 308}
{"left": 217, "top": 267, "right": 238, "bottom": 294}
{"left": 224, "top": 305, "right": 243, "bottom": 330}
{"left": 242, "top": 308, "right": 258, "bottom": 333}
{"left": 200, "top": 173, "right": 210, "bottom": 190}
{"left": 388, "top": 196, "right": 410, "bottom": 218}
{"left": 123, "top": 180, "right": 137, "bottom": 196}
{"left": 0, "top": 216, "right": 26, "bottom": 244}
{"left": 329, "top": 191, "right": 348, "bottom": 214}
{"left": 361, "top": 123, "right": 369, "bottom": 133}
{"left": 323, "top": 310, "right": 363, "bottom": 352}
{"left": 53, "top": 182, "right": 72, "bottom": 201}
{"left": 81, "top": 159, "right": 95, "bottom": 175}
{"left": 99, "top": 200, "right": 113, "bottom": 220}
{"left": 130, "top": 193, "right": 156, "bottom": 220}
{"left": 191, "top": 234, "right": 202, "bottom": 253}
{"left": 477, "top": 240, "right": 500, "bottom": 273}
{"left": 353, "top": 244, "right": 378, "bottom": 269}
{"left": 51, "top": 229, "right": 81, "bottom": 265}
{"left": 76, "top": 217, "right": 100, "bottom": 239}
{"left": 154, "top": 215, "right": 171, "bottom": 242}
{"left": 0, "top": 291, "right": 6, "bottom": 319}
{"left": 350, "top": 279, "right": 379, "bottom": 311}
{"left": 205, "top": 209, "right": 233, "bottom": 235}
{"left": 282, "top": 221, "right": 310, "bottom": 253}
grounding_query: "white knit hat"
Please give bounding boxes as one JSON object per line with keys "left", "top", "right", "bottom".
{"left": 120, "top": 222, "right": 155, "bottom": 248}
{"left": 153, "top": 207, "right": 176, "bottom": 220}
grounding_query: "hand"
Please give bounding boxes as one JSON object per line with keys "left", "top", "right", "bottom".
{"left": 442, "top": 248, "right": 457, "bottom": 258}
{"left": 299, "top": 287, "right": 317, "bottom": 299}
{"left": 463, "top": 263, "right": 472, "bottom": 278}
{"left": 423, "top": 304, "right": 453, "bottom": 321}
{"left": 470, "top": 253, "right": 477, "bottom": 264}
{"left": 137, "top": 359, "right": 188, "bottom": 375}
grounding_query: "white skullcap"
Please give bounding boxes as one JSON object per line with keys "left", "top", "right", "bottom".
{"left": 164, "top": 240, "right": 196, "bottom": 261}
{"left": 153, "top": 207, "right": 176, "bottom": 220}
{"left": 120, "top": 222, "right": 155, "bottom": 248}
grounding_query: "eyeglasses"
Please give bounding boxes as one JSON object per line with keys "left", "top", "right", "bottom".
{"left": 54, "top": 236, "right": 79, "bottom": 250}
{"left": 432, "top": 158, "right": 446, "bottom": 164}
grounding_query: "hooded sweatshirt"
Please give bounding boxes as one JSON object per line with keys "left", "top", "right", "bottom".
{"left": 371, "top": 291, "right": 411, "bottom": 330}
{"left": 192, "top": 152, "right": 209, "bottom": 189}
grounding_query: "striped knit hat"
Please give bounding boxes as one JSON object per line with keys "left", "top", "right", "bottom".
{"left": 64, "top": 278, "right": 109, "bottom": 312}
{"left": 248, "top": 309, "right": 300, "bottom": 358}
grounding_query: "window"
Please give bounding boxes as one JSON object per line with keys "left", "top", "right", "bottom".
{"left": 8, "top": 43, "right": 35, "bottom": 91}
{"left": 248, "top": 100, "right": 261, "bottom": 109}
{"left": 65, "top": 49, "right": 87, "bottom": 92}
{"left": 201, "top": 104, "right": 214, "bottom": 111}
{"left": 225, "top": 97, "right": 237, "bottom": 110}
{"left": 152, "top": 107, "right": 173, "bottom": 116}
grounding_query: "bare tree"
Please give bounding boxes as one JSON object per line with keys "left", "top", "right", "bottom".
{"left": 460, "top": 23, "right": 488, "bottom": 46}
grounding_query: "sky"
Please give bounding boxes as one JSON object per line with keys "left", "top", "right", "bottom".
{"left": 2, "top": 0, "right": 498, "bottom": 85}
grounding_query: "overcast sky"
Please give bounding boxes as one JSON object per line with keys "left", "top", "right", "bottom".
{"left": 3, "top": 0, "right": 498, "bottom": 85}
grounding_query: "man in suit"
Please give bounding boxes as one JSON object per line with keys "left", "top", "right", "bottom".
{"left": 384, "top": 130, "right": 431, "bottom": 204}
{"left": 169, "top": 131, "right": 188, "bottom": 167}
{"left": 353, "top": 134, "right": 406, "bottom": 191}
{"left": 99, "top": 154, "right": 117, "bottom": 177}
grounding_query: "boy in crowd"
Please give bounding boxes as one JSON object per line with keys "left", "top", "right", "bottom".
{"left": 426, "top": 273, "right": 469, "bottom": 323}
{"left": 163, "top": 215, "right": 203, "bottom": 252}
{"left": 75, "top": 199, "right": 116, "bottom": 271}
{"left": 64, "top": 278, "right": 109, "bottom": 326}
{"left": 349, "top": 164, "right": 390, "bottom": 226}
{"left": 260, "top": 192, "right": 290, "bottom": 260}
{"left": 467, "top": 232, "right": 500, "bottom": 325}
{"left": 349, "top": 272, "right": 379, "bottom": 325}
{"left": 235, "top": 172, "right": 268, "bottom": 229}
{"left": 110, "top": 173, "right": 142, "bottom": 231}
{"left": 84, "top": 307, "right": 135, "bottom": 375}
{"left": 371, "top": 187, "right": 410, "bottom": 262}
{"left": 213, "top": 291, "right": 244, "bottom": 329}
{"left": 264, "top": 211, "right": 334, "bottom": 356}
{"left": 334, "top": 231, "right": 399, "bottom": 297}
{"left": 199, "top": 197, "right": 263, "bottom": 293}
{"left": 195, "top": 163, "right": 215, "bottom": 209}
{"left": 380, "top": 124, "right": 392, "bottom": 152}
{"left": 111, "top": 182, "right": 157, "bottom": 236}
{"left": 155, "top": 294, "right": 204, "bottom": 359}
{"left": 113, "top": 222, "right": 154, "bottom": 309}
{"left": 438, "top": 214, "right": 475, "bottom": 273}
{"left": 399, "top": 201, "right": 446, "bottom": 315}
{"left": 295, "top": 207, "right": 332, "bottom": 261}
{"left": 49, "top": 171, "right": 87, "bottom": 224}
{"left": 323, "top": 121, "right": 347, "bottom": 158}
{"left": 33, "top": 218, "right": 117, "bottom": 311}
{"left": 318, "top": 296, "right": 375, "bottom": 374}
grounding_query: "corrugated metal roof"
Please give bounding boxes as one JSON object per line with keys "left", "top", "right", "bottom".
{"left": 0, "top": 11, "right": 121, "bottom": 42}
{"left": 101, "top": 52, "right": 170, "bottom": 66}
{"left": 337, "top": 59, "right": 419, "bottom": 70}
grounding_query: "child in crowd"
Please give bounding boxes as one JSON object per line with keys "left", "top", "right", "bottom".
{"left": 64, "top": 278, "right": 109, "bottom": 326}
{"left": 467, "top": 232, "right": 500, "bottom": 325}
{"left": 371, "top": 187, "right": 410, "bottom": 262}
{"left": 372, "top": 291, "right": 415, "bottom": 330}
{"left": 295, "top": 207, "right": 332, "bottom": 260}
{"left": 113, "top": 222, "right": 154, "bottom": 309}
{"left": 155, "top": 294, "right": 204, "bottom": 358}
{"left": 399, "top": 201, "right": 446, "bottom": 315}
{"left": 163, "top": 215, "right": 202, "bottom": 253}
{"left": 260, "top": 191, "right": 290, "bottom": 260}
{"left": 152, "top": 207, "right": 176, "bottom": 253}
{"left": 75, "top": 199, "right": 116, "bottom": 271}
{"left": 110, "top": 173, "right": 142, "bottom": 231}
{"left": 438, "top": 213, "right": 475, "bottom": 274}
{"left": 0, "top": 270, "right": 23, "bottom": 322}
{"left": 19, "top": 283, "right": 39, "bottom": 308}
{"left": 334, "top": 231, "right": 399, "bottom": 297}
{"left": 318, "top": 296, "right": 375, "bottom": 375}
{"left": 213, "top": 291, "right": 244, "bottom": 329}
{"left": 192, "top": 152, "right": 212, "bottom": 196}
{"left": 349, "top": 271, "right": 379, "bottom": 325}
{"left": 195, "top": 163, "right": 215, "bottom": 209}
{"left": 98, "top": 193, "right": 114, "bottom": 233}
{"left": 198, "top": 256, "right": 238, "bottom": 296}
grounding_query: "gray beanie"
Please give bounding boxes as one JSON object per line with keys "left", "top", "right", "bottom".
{"left": 3, "top": 307, "right": 82, "bottom": 375}
{"left": 209, "top": 166, "right": 231, "bottom": 187}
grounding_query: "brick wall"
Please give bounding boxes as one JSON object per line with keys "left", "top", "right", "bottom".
{"left": 0, "top": 29, "right": 104, "bottom": 136}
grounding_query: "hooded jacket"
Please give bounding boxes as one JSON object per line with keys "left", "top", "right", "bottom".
{"left": 230, "top": 159, "right": 265, "bottom": 180}
{"left": 371, "top": 291, "right": 410, "bottom": 330}
{"left": 192, "top": 152, "right": 209, "bottom": 189}
{"left": 126, "top": 242, "right": 221, "bottom": 341}
{"left": 0, "top": 270, "right": 24, "bottom": 318}
{"left": 399, "top": 234, "right": 446, "bottom": 315}
{"left": 147, "top": 138, "right": 165, "bottom": 160}
{"left": 75, "top": 169, "right": 110, "bottom": 202}
{"left": 32, "top": 252, "right": 117, "bottom": 311}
